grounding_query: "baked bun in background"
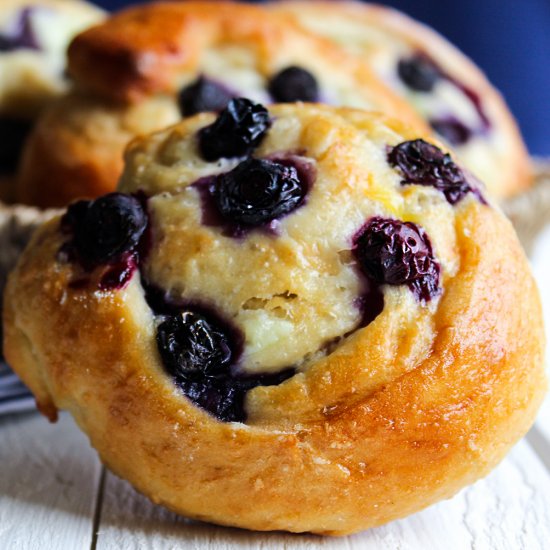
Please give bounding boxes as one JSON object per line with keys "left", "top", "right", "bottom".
{"left": 14, "top": 0, "right": 427, "bottom": 208}
{"left": 271, "top": 1, "right": 531, "bottom": 200}
{"left": 4, "top": 101, "right": 545, "bottom": 534}
{"left": 15, "top": 93, "right": 180, "bottom": 208}
{"left": 0, "top": 0, "right": 104, "bottom": 200}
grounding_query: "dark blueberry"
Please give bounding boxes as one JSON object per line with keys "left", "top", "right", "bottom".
{"left": 397, "top": 53, "right": 441, "bottom": 92}
{"left": 178, "top": 377, "right": 246, "bottom": 422}
{"left": 353, "top": 217, "right": 440, "bottom": 302}
{"left": 430, "top": 117, "right": 473, "bottom": 146}
{"left": 388, "top": 139, "right": 473, "bottom": 204}
{"left": 62, "top": 193, "right": 147, "bottom": 268}
{"left": 268, "top": 66, "right": 320, "bottom": 103}
{"left": 0, "top": 8, "right": 41, "bottom": 52}
{"left": 0, "top": 116, "right": 33, "bottom": 174}
{"left": 157, "top": 311, "right": 233, "bottom": 378}
{"left": 156, "top": 306, "right": 295, "bottom": 422}
{"left": 214, "top": 158, "right": 305, "bottom": 226}
{"left": 176, "top": 367, "right": 295, "bottom": 423}
{"left": 198, "top": 98, "right": 271, "bottom": 161}
{"left": 178, "top": 76, "right": 235, "bottom": 117}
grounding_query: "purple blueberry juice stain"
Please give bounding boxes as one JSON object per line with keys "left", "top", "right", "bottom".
{"left": 266, "top": 151, "right": 317, "bottom": 193}
{"left": 354, "top": 284, "right": 385, "bottom": 327}
{"left": 388, "top": 139, "right": 484, "bottom": 204}
{"left": 447, "top": 74, "right": 491, "bottom": 132}
{"left": 396, "top": 52, "right": 491, "bottom": 143}
{"left": 0, "top": 8, "right": 41, "bottom": 52}
{"left": 353, "top": 217, "right": 440, "bottom": 303}
{"left": 99, "top": 253, "right": 138, "bottom": 291}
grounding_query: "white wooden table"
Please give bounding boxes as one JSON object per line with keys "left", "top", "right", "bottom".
{"left": 2, "top": 228, "right": 550, "bottom": 550}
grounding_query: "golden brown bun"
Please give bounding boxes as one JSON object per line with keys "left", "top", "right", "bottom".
{"left": 4, "top": 104, "right": 545, "bottom": 535}
{"left": 16, "top": 1, "right": 428, "bottom": 208}
{"left": 271, "top": 1, "right": 531, "bottom": 199}
{"left": 14, "top": 93, "right": 180, "bottom": 208}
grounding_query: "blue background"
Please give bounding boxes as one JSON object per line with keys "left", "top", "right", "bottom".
{"left": 93, "top": 0, "right": 550, "bottom": 155}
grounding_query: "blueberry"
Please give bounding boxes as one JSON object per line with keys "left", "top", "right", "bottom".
{"left": 430, "top": 117, "right": 473, "bottom": 146}
{"left": 156, "top": 311, "right": 233, "bottom": 378}
{"left": 62, "top": 193, "right": 147, "bottom": 268}
{"left": 178, "top": 76, "right": 235, "bottom": 117}
{"left": 268, "top": 66, "right": 320, "bottom": 103}
{"left": 178, "top": 377, "right": 246, "bottom": 422}
{"left": 156, "top": 307, "right": 294, "bottom": 422}
{"left": 397, "top": 53, "right": 441, "bottom": 92}
{"left": 214, "top": 158, "right": 305, "bottom": 226}
{"left": 388, "top": 139, "right": 473, "bottom": 205}
{"left": 198, "top": 98, "right": 271, "bottom": 161}
{"left": 176, "top": 367, "right": 295, "bottom": 423}
{"left": 353, "top": 217, "right": 440, "bottom": 302}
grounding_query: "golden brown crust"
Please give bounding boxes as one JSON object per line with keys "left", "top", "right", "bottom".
{"left": 4, "top": 105, "right": 546, "bottom": 535}
{"left": 271, "top": 1, "right": 531, "bottom": 199}
{"left": 14, "top": 93, "right": 180, "bottom": 208}
{"left": 67, "top": 1, "right": 425, "bottom": 129}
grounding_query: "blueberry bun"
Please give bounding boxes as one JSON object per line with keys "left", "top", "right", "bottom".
{"left": 0, "top": 0, "right": 104, "bottom": 197}
{"left": 272, "top": 1, "right": 531, "bottom": 200}
{"left": 4, "top": 102, "right": 545, "bottom": 535}
{"left": 14, "top": 0, "right": 427, "bottom": 208}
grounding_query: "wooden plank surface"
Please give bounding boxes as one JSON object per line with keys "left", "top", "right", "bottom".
{"left": 0, "top": 412, "right": 101, "bottom": 550}
{"left": 527, "top": 227, "right": 550, "bottom": 473}
{"left": 94, "top": 439, "right": 550, "bottom": 550}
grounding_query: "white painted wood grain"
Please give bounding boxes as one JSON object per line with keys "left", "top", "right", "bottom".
{"left": 528, "top": 226, "right": 550, "bottom": 469}
{"left": 0, "top": 411, "right": 101, "bottom": 550}
{"left": 94, "top": 439, "right": 550, "bottom": 550}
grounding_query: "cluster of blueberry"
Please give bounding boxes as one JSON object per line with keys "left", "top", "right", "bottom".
{"left": 60, "top": 186, "right": 297, "bottom": 421}
{"left": 178, "top": 66, "right": 319, "bottom": 117}
{"left": 59, "top": 95, "right": 481, "bottom": 422}
{"left": 60, "top": 99, "right": 308, "bottom": 421}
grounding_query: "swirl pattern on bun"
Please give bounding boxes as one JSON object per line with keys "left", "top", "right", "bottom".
{"left": 4, "top": 103, "right": 545, "bottom": 535}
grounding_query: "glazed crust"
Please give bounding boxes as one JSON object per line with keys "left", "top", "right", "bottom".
{"left": 4, "top": 105, "right": 546, "bottom": 535}
{"left": 67, "top": 0, "right": 424, "bottom": 128}
{"left": 271, "top": 1, "right": 531, "bottom": 199}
